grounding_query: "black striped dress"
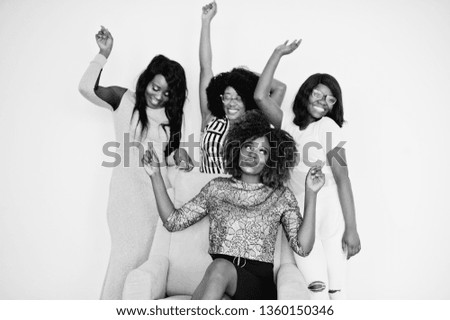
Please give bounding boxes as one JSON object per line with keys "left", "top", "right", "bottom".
{"left": 200, "top": 117, "right": 230, "bottom": 174}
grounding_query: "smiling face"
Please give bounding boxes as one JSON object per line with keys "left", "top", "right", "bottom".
{"left": 222, "top": 86, "right": 246, "bottom": 121}
{"left": 145, "top": 74, "right": 170, "bottom": 109}
{"left": 307, "top": 83, "right": 336, "bottom": 121}
{"left": 238, "top": 136, "right": 270, "bottom": 182}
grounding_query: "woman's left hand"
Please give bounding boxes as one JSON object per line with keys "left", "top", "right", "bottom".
{"left": 274, "top": 39, "right": 302, "bottom": 56}
{"left": 342, "top": 228, "right": 361, "bottom": 259}
{"left": 305, "top": 165, "right": 325, "bottom": 193}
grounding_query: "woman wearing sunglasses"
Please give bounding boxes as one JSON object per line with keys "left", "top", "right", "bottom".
{"left": 192, "top": 2, "right": 286, "bottom": 174}
{"left": 254, "top": 40, "right": 361, "bottom": 299}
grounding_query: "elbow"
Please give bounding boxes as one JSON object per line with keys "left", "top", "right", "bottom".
{"left": 78, "top": 81, "right": 87, "bottom": 96}
{"left": 296, "top": 238, "right": 315, "bottom": 257}
{"left": 78, "top": 80, "right": 92, "bottom": 99}
{"left": 274, "top": 82, "right": 287, "bottom": 95}
{"left": 299, "top": 243, "right": 313, "bottom": 257}
{"left": 162, "top": 221, "right": 175, "bottom": 233}
{"left": 253, "top": 91, "right": 266, "bottom": 106}
{"left": 298, "top": 247, "right": 312, "bottom": 258}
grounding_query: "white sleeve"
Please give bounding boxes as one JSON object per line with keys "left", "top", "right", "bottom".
{"left": 78, "top": 54, "right": 113, "bottom": 110}
{"left": 318, "top": 117, "right": 346, "bottom": 151}
{"left": 280, "top": 112, "right": 297, "bottom": 137}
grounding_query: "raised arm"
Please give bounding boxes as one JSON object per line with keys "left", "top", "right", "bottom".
{"left": 199, "top": 2, "right": 217, "bottom": 128}
{"left": 254, "top": 40, "right": 301, "bottom": 128}
{"left": 142, "top": 148, "right": 175, "bottom": 223}
{"left": 328, "top": 148, "right": 361, "bottom": 259}
{"left": 251, "top": 70, "right": 287, "bottom": 110}
{"left": 78, "top": 26, "right": 126, "bottom": 111}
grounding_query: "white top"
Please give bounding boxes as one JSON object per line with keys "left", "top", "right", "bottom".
{"left": 281, "top": 116, "right": 346, "bottom": 197}
{"left": 78, "top": 53, "right": 171, "bottom": 299}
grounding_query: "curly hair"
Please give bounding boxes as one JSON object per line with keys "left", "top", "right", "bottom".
{"left": 292, "top": 73, "right": 344, "bottom": 130}
{"left": 133, "top": 55, "right": 187, "bottom": 158}
{"left": 223, "top": 110, "right": 297, "bottom": 189}
{"left": 206, "top": 68, "right": 259, "bottom": 118}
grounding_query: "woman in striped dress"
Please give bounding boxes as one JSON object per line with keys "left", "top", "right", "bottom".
{"left": 197, "top": 2, "right": 286, "bottom": 174}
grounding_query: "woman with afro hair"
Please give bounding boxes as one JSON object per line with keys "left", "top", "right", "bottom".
{"left": 142, "top": 110, "right": 325, "bottom": 300}
{"left": 79, "top": 26, "right": 187, "bottom": 299}
{"left": 194, "top": 2, "right": 287, "bottom": 174}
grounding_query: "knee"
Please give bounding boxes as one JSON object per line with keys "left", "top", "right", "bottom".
{"left": 308, "top": 281, "right": 327, "bottom": 293}
{"left": 204, "top": 259, "right": 234, "bottom": 281}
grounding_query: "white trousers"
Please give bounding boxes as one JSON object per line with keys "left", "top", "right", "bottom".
{"left": 294, "top": 184, "right": 347, "bottom": 300}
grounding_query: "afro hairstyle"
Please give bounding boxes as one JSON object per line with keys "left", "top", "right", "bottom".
{"left": 223, "top": 110, "right": 297, "bottom": 189}
{"left": 206, "top": 68, "right": 259, "bottom": 118}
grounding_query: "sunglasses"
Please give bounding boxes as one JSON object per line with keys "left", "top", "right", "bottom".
{"left": 311, "top": 89, "right": 337, "bottom": 106}
{"left": 221, "top": 94, "right": 243, "bottom": 105}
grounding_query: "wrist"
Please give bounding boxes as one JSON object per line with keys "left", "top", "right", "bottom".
{"left": 305, "top": 189, "right": 318, "bottom": 198}
{"left": 272, "top": 49, "right": 285, "bottom": 58}
{"left": 305, "top": 186, "right": 319, "bottom": 194}
{"left": 345, "top": 224, "right": 358, "bottom": 232}
{"left": 99, "top": 49, "right": 111, "bottom": 59}
{"left": 149, "top": 170, "right": 162, "bottom": 180}
{"left": 201, "top": 18, "right": 212, "bottom": 25}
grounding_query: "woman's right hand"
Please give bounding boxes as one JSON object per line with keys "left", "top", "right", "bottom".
{"left": 95, "top": 26, "right": 113, "bottom": 59}
{"left": 142, "top": 146, "right": 161, "bottom": 177}
{"left": 202, "top": 1, "right": 217, "bottom": 22}
{"left": 274, "top": 39, "right": 302, "bottom": 57}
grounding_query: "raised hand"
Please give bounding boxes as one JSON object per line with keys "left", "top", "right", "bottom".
{"left": 274, "top": 39, "right": 302, "bottom": 56}
{"left": 95, "top": 26, "right": 113, "bottom": 58}
{"left": 342, "top": 228, "right": 361, "bottom": 259}
{"left": 202, "top": 1, "right": 217, "bottom": 22}
{"left": 142, "top": 146, "right": 161, "bottom": 177}
{"left": 305, "top": 164, "right": 325, "bottom": 193}
{"left": 174, "top": 148, "right": 194, "bottom": 172}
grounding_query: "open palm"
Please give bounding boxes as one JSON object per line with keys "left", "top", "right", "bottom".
{"left": 275, "top": 39, "right": 302, "bottom": 56}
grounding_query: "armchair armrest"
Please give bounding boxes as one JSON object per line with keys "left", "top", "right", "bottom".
{"left": 123, "top": 255, "right": 170, "bottom": 300}
{"left": 276, "top": 263, "right": 310, "bottom": 300}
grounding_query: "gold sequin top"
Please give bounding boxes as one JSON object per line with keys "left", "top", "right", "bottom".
{"left": 164, "top": 177, "right": 308, "bottom": 263}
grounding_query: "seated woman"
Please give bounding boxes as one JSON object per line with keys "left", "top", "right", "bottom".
{"left": 142, "top": 110, "right": 325, "bottom": 300}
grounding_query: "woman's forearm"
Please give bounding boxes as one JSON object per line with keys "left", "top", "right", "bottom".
{"left": 150, "top": 172, "right": 175, "bottom": 224}
{"left": 199, "top": 20, "right": 213, "bottom": 72}
{"left": 254, "top": 50, "right": 284, "bottom": 128}
{"left": 78, "top": 54, "right": 113, "bottom": 110}
{"left": 297, "top": 190, "right": 317, "bottom": 255}
{"left": 336, "top": 176, "right": 358, "bottom": 231}
{"left": 199, "top": 20, "right": 214, "bottom": 124}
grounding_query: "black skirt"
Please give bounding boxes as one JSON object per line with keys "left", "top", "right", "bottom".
{"left": 210, "top": 253, "right": 277, "bottom": 300}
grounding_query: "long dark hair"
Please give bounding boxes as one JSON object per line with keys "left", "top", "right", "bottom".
{"left": 133, "top": 55, "right": 187, "bottom": 158}
{"left": 206, "top": 68, "right": 259, "bottom": 118}
{"left": 292, "top": 73, "right": 344, "bottom": 129}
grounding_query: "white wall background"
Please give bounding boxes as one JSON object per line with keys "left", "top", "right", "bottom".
{"left": 1, "top": 0, "right": 449, "bottom": 299}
